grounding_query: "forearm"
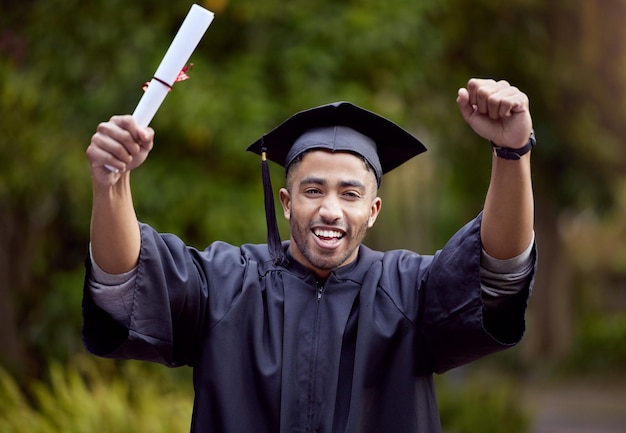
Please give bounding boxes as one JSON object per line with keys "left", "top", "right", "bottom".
{"left": 480, "top": 153, "right": 534, "bottom": 259}
{"left": 90, "top": 171, "right": 141, "bottom": 273}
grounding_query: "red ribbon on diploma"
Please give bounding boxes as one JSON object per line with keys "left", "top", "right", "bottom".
{"left": 142, "top": 63, "right": 194, "bottom": 92}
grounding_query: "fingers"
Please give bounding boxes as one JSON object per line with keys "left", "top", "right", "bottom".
{"left": 457, "top": 78, "right": 533, "bottom": 148}
{"left": 464, "top": 78, "right": 529, "bottom": 120}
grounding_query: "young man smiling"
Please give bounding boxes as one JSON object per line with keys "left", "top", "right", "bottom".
{"left": 280, "top": 147, "right": 382, "bottom": 279}
{"left": 83, "top": 78, "right": 536, "bottom": 433}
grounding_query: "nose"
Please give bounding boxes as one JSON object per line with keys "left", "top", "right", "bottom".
{"left": 318, "top": 194, "right": 342, "bottom": 223}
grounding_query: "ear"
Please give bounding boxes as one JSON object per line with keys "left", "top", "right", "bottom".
{"left": 279, "top": 188, "right": 291, "bottom": 220}
{"left": 367, "top": 196, "right": 382, "bottom": 228}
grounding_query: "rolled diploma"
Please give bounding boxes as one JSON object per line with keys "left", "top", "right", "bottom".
{"left": 105, "top": 5, "right": 214, "bottom": 172}
{"left": 133, "top": 4, "right": 214, "bottom": 127}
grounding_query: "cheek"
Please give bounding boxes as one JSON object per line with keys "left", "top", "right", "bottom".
{"left": 348, "top": 208, "right": 374, "bottom": 229}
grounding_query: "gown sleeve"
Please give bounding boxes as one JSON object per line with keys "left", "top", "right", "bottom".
{"left": 82, "top": 223, "right": 249, "bottom": 367}
{"left": 420, "top": 213, "right": 537, "bottom": 373}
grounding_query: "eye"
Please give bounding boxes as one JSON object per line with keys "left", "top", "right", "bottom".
{"left": 304, "top": 188, "right": 323, "bottom": 196}
{"left": 342, "top": 191, "right": 362, "bottom": 199}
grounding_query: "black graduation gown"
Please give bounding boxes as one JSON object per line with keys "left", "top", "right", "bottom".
{"left": 82, "top": 214, "right": 534, "bottom": 433}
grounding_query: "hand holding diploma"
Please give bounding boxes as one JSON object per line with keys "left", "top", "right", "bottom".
{"left": 89, "top": 4, "right": 214, "bottom": 177}
{"left": 87, "top": 115, "right": 155, "bottom": 186}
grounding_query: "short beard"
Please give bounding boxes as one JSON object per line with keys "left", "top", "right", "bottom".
{"left": 289, "top": 217, "right": 369, "bottom": 273}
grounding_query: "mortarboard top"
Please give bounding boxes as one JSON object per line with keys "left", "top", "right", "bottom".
{"left": 246, "top": 101, "right": 427, "bottom": 266}
{"left": 247, "top": 101, "right": 427, "bottom": 185}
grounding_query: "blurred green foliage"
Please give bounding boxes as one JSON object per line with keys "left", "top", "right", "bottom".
{"left": 436, "top": 374, "right": 530, "bottom": 433}
{"left": 562, "top": 312, "right": 626, "bottom": 374}
{"left": 0, "top": 356, "right": 192, "bottom": 433}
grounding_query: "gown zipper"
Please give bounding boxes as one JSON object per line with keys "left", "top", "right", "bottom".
{"left": 306, "top": 280, "right": 326, "bottom": 432}
{"left": 317, "top": 280, "right": 326, "bottom": 301}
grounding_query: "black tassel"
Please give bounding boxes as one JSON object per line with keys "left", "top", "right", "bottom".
{"left": 261, "top": 144, "right": 289, "bottom": 266}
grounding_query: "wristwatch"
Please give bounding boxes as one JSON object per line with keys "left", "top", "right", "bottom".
{"left": 490, "top": 131, "right": 536, "bottom": 160}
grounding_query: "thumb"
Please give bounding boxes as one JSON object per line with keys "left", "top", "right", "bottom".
{"left": 136, "top": 126, "right": 149, "bottom": 143}
{"left": 137, "top": 127, "right": 155, "bottom": 150}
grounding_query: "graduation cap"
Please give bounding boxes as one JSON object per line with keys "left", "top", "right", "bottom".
{"left": 247, "top": 101, "right": 427, "bottom": 266}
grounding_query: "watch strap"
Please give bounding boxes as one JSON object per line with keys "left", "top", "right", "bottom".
{"left": 490, "top": 131, "right": 536, "bottom": 160}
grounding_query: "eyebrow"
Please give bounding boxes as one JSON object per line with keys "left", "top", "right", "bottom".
{"left": 299, "top": 176, "right": 367, "bottom": 191}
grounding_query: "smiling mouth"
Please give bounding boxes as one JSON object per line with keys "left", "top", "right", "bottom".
{"left": 313, "top": 229, "right": 345, "bottom": 240}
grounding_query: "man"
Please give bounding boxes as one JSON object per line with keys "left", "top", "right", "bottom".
{"left": 83, "top": 78, "right": 536, "bottom": 433}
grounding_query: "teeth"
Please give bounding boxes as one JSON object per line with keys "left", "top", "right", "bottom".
{"left": 314, "top": 229, "right": 343, "bottom": 239}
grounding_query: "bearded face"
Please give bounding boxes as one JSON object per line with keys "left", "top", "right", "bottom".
{"left": 279, "top": 150, "right": 381, "bottom": 279}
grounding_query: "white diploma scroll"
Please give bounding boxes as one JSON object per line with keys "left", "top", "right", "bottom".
{"left": 132, "top": 4, "right": 214, "bottom": 127}
{"left": 105, "top": 4, "right": 214, "bottom": 172}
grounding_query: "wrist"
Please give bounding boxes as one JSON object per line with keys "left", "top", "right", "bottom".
{"left": 490, "top": 131, "right": 536, "bottom": 160}
{"left": 93, "top": 170, "right": 131, "bottom": 195}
